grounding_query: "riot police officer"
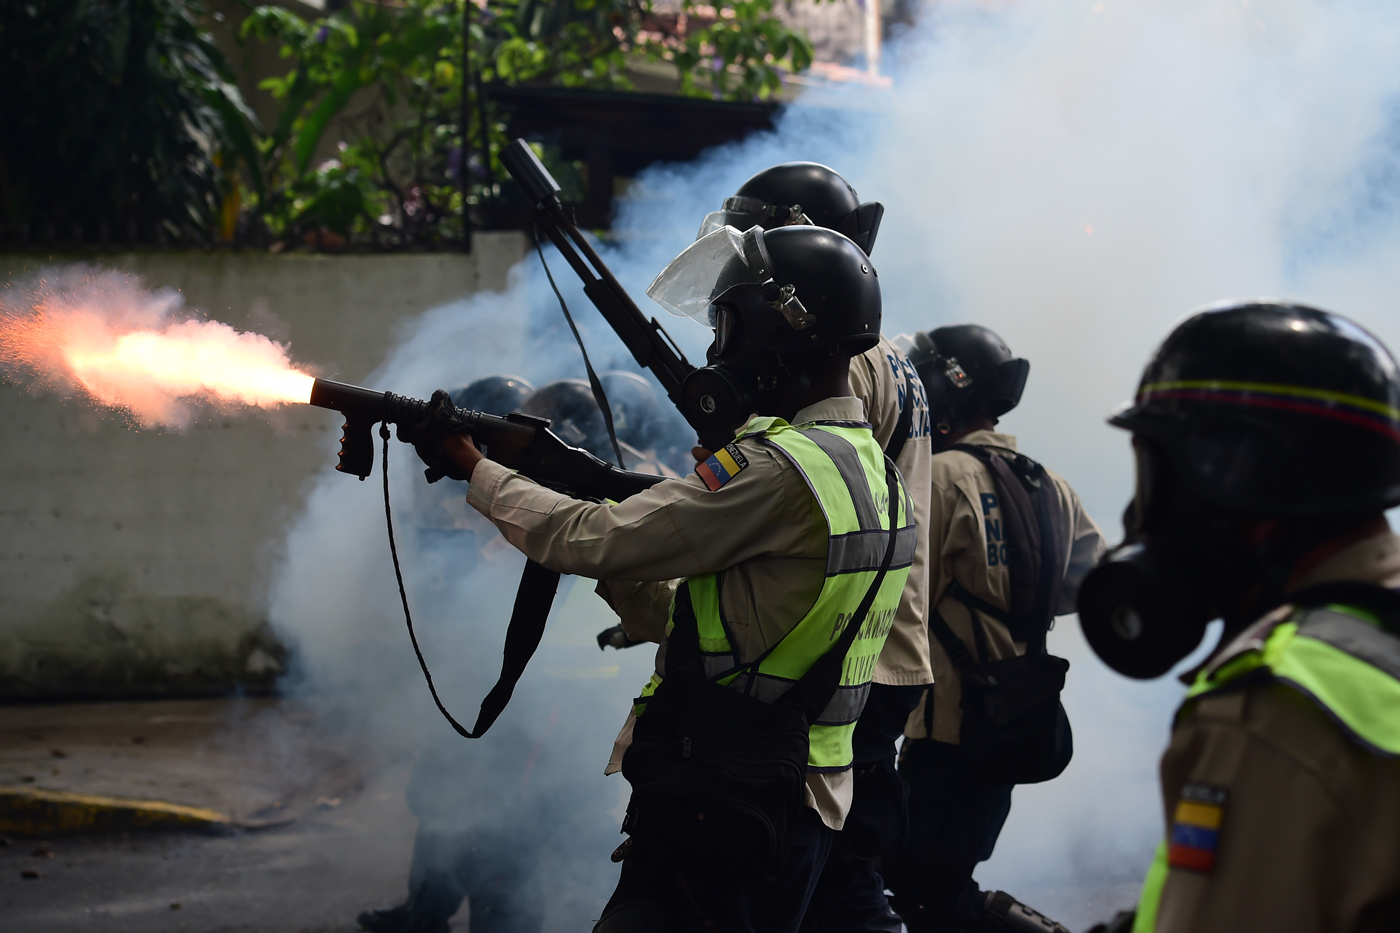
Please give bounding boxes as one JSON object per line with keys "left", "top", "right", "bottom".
{"left": 1078, "top": 301, "right": 1400, "bottom": 933}
{"left": 414, "top": 224, "right": 917, "bottom": 933}
{"left": 697, "top": 162, "right": 933, "bottom": 933}
{"left": 886, "top": 325, "right": 1105, "bottom": 933}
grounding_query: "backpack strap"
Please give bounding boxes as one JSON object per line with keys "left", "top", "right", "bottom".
{"left": 947, "top": 579, "right": 1011, "bottom": 627}
{"left": 945, "top": 442, "right": 1064, "bottom": 654}
{"left": 927, "top": 604, "right": 991, "bottom": 677}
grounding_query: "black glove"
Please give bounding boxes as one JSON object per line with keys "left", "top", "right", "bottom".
{"left": 397, "top": 389, "right": 472, "bottom": 483}
{"left": 596, "top": 624, "right": 645, "bottom": 651}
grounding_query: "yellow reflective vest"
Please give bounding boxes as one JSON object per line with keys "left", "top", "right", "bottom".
{"left": 636, "top": 414, "right": 916, "bottom": 772}
{"left": 1134, "top": 602, "right": 1400, "bottom": 932}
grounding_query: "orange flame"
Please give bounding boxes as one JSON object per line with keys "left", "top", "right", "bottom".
{"left": 0, "top": 270, "right": 315, "bottom": 428}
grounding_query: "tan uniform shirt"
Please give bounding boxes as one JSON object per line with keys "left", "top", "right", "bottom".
{"left": 1152, "top": 530, "right": 1400, "bottom": 933}
{"left": 904, "top": 430, "right": 1105, "bottom": 743}
{"left": 466, "top": 397, "right": 870, "bottom": 830}
{"left": 849, "top": 335, "right": 934, "bottom": 686}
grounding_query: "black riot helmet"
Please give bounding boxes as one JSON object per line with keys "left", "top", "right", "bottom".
{"left": 451, "top": 374, "right": 534, "bottom": 416}
{"left": 1079, "top": 301, "right": 1400, "bottom": 679}
{"left": 598, "top": 371, "right": 661, "bottom": 450}
{"left": 906, "top": 325, "right": 1029, "bottom": 439}
{"left": 521, "top": 379, "right": 612, "bottom": 461}
{"left": 1112, "top": 301, "right": 1400, "bottom": 516}
{"left": 697, "top": 163, "right": 885, "bottom": 255}
{"left": 648, "top": 224, "right": 881, "bottom": 435}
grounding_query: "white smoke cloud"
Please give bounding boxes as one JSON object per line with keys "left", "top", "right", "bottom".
{"left": 269, "top": 0, "right": 1400, "bottom": 927}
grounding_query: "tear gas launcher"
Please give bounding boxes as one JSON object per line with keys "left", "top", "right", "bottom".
{"left": 500, "top": 140, "right": 704, "bottom": 436}
{"left": 307, "top": 377, "right": 663, "bottom": 502}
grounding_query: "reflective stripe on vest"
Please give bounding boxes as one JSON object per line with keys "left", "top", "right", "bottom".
{"left": 1133, "top": 604, "right": 1400, "bottom": 931}
{"left": 635, "top": 415, "right": 915, "bottom": 773}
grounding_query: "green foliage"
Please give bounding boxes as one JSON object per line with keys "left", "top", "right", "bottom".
{"left": 0, "top": 0, "right": 257, "bottom": 242}
{"left": 238, "top": 0, "right": 813, "bottom": 247}
{"left": 662, "top": 0, "right": 815, "bottom": 100}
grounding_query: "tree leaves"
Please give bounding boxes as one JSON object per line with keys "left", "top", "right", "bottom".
{"left": 0, "top": 0, "right": 258, "bottom": 241}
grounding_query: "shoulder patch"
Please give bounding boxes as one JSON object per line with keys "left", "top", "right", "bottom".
{"left": 696, "top": 443, "right": 749, "bottom": 491}
{"left": 1167, "top": 782, "right": 1227, "bottom": 873}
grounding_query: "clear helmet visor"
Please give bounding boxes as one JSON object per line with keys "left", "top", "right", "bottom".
{"left": 646, "top": 225, "right": 774, "bottom": 322}
{"left": 696, "top": 209, "right": 760, "bottom": 240}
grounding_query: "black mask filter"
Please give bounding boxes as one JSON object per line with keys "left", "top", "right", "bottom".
{"left": 679, "top": 285, "right": 811, "bottom": 437}
{"left": 1078, "top": 439, "right": 1228, "bottom": 679}
{"left": 1077, "top": 543, "right": 1217, "bottom": 679}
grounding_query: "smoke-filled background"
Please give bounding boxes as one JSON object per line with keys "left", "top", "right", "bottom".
{"left": 258, "top": 0, "right": 1400, "bottom": 927}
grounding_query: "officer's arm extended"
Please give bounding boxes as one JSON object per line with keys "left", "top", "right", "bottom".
{"left": 458, "top": 437, "right": 820, "bottom": 584}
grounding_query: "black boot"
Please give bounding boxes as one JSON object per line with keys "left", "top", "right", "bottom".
{"left": 357, "top": 872, "right": 460, "bottom": 933}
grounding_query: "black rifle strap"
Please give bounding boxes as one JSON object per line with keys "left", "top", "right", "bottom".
{"left": 884, "top": 365, "right": 916, "bottom": 463}
{"left": 380, "top": 423, "right": 561, "bottom": 739}
{"left": 781, "top": 460, "right": 903, "bottom": 723}
{"left": 531, "top": 223, "right": 626, "bottom": 468}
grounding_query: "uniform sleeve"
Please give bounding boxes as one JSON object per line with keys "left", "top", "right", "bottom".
{"left": 595, "top": 579, "right": 678, "bottom": 643}
{"left": 1054, "top": 480, "right": 1107, "bottom": 615}
{"left": 849, "top": 345, "right": 893, "bottom": 445}
{"left": 1151, "top": 685, "right": 1400, "bottom": 933}
{"left": 465, "top": 440, "right": 818, "bottom": 583}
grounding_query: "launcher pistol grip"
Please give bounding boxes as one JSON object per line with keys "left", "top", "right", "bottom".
{"left": 338, "top": 413, "right": 377, "bottom": 480}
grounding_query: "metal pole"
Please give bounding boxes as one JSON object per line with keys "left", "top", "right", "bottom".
{"left": 460, "top": 0, "right": 474, "bottom": 251}
{"left": 864, "top": 0, "right": 881, "bottom": 77}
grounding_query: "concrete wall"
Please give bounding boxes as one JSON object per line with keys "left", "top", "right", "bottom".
{"left": 0, "top": 236, "right": 528, "bottom": 699}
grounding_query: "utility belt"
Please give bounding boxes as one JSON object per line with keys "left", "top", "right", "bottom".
{"left": 620, "top": 463, "right": 901, "bottom": 875}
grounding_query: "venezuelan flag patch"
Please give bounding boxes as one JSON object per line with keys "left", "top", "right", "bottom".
{"left": 696, "top": 443, "right": 749, "bottom": 491}
{"left": 1168, "top": 782, "right": 1227, "bottom": 874}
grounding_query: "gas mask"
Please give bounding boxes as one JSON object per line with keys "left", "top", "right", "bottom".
{"left": 648, "top": 226, "right": 818, "bottom": 436}
{"left": 1078, "top": 438, "right": 1232, "bottom": 679}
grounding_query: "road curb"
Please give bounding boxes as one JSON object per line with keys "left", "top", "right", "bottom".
{"left": 0, "top": 785, "right": 232, "bottom": 836}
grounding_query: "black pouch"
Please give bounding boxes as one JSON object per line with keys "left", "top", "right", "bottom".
{"left": 930, "top": 607, "right": 1072, "bottom": 786}
{"left": 621, "top": 656, "right": 811, "bottom": 874}
{"left": 964, "top": 654, "right": 1072, "bottom": 785}
{"left": 620, "top": 463, "right": 903, "bottom": 874}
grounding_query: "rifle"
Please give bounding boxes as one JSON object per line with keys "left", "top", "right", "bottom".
{"left": 307, "top": 377, "right": 663, "bottom": 502}
{"left": 499, "top": 139, "right": 704, "bottom": 438}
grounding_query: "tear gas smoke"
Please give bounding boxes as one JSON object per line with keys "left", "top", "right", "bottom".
{"left": 265, "top": 2, "right": 1400, "bottom": 927}
{"left": 13, "top": 0, "right": 1400, "bottom": 926}
{"left": 0, "top": 269, "right": 315, "bottom": 428}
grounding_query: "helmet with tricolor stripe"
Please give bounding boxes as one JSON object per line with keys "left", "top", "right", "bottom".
{"left": 1112, "top": 300, "right": 1400, "bottom": 516}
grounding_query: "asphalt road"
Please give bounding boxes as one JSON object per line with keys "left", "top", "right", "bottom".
{"left": 1, "top": 760, "right": 417, "bottom": 933}
{"left": 0, "top": 698, "right": 1135, "bottom": 933}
